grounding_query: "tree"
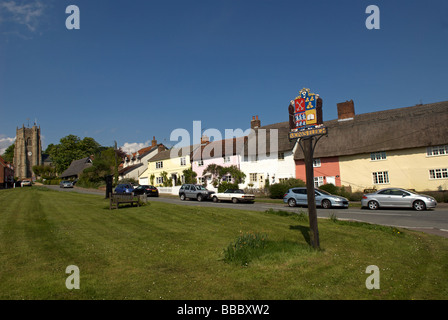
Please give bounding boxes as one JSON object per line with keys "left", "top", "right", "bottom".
{"left": 1, "top": 143, "right": 15, "bottom": 163}
{"left": 203, "top": 164, "right": 246, "bottom": 188}
{"left": 76, "top": 147, "right": 116, "bottom": 188}
{"left": 183, "top": 168, "right": 197, "bottom": 184}
{"left": 49, "top": 135, "right": 101, "bottom": 173}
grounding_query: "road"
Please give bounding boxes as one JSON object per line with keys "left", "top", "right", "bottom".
{"left": 46, "top": 185, "right": 448, "bottom": 238}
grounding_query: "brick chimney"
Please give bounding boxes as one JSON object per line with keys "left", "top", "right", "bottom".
{"left": 201, "top": 135, "right": 209, "bottom": 145}
{"left": 337, "top": 100, "right": 355, "bottom": 121}
{"left": 251, "top": 115, "right": 261, "bottom": 129}
{"left": 151, "top": 136, "right": 157, "bottom": 147}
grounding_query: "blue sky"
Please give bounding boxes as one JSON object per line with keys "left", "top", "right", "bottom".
{"left": 1, "top": 0, "right": 447, "bottom": 154}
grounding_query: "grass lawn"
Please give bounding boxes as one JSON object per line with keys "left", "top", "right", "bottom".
{"left": 0, "top": 187, "right": 447, "bottom": 300}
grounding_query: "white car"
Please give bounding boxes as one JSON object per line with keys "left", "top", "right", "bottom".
{"left": 21, "top": 180, "right": 32, "bottom": 187}
{"left": 212, "top": 189, "right": 255, "bottom": 204}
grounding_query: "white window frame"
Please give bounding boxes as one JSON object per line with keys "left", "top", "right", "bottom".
{"left": 429, "top": 168, "right": 448, "bottom": 180}
{"left": 370, "top": 151, "right": 387, "bottom": 161}
{"left": 156, "top": 161, "right": 163, "bottom": 169}
{"left": 313, "top": 158, "right": 321, "bottom": 167}
{"left": 427, "top": 145, "right": 448, "bottom": 157}
{"left": 197, "top": 160, "right": 204, "bottom": 167}
{"left": 372, "top": 171, "right": 389, "bottom": 185}
{"left": 180, "top": 157, "right": 186, "bottom": 166}
{"left": 249, "top": 173, "right": 257, "bottom": 183}
{"left": 278, "top": 152, "right": 285, "bottom": 160}
{"left": 156, "top": 176, "right": 164, "bottom": 184}
{"left": 223, "top": 156, "right": 231, "bottom": 163}
{"left": 314, "top": 176, "right": 324, "bottom": 187}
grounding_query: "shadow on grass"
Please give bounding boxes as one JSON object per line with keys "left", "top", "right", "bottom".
{"left": 289, "top": 225, "right": 311, "bottom": 246}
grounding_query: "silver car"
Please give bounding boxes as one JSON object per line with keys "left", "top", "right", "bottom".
{"left": 361, "top": 188, "right": 437, "bottom": 211}
{"left": 283, "top": 187, "right": 349, "bottom": 209}
{"left": 60, "top": 180, "right": 74, "bottom": 188}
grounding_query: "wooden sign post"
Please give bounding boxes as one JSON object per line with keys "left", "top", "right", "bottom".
{"left": 288, "top": 88, "right": 327, "bottom": 249}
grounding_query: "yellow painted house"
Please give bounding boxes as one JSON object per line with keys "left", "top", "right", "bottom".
{"left": 144, "top": 145, "right": 199, "bottom": 187}
{"left": 294, "top": 100, "right": 448, "bottom": 192}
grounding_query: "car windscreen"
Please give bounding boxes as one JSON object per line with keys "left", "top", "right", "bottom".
{"left": 195, "top": 186, "right": 207, "bottom": 190}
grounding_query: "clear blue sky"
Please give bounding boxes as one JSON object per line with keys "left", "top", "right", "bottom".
{"left": 1, "top": 0, "right": 447, "bottom": 154}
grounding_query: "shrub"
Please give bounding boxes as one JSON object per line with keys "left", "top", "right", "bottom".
{"left": 218, "top": 181, "right": 239, "bottom": 193}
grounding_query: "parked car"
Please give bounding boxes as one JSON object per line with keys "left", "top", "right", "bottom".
{"left": 133, "top": 185, "right": 159, "bottom": 197}
{"left": 361, "top": 188, "right": 437, "bottom": 211}
{"left": 114, "top": 183, "right": 134, "bottom": 194}
{"left": 212, "top": 189, "right": 255, "bottom": 203}
{"left": 21, "top": 179, "right": 32, "bottom": 187}
{"left": 283, "top": 187, "right": 349, "bottom": 209}
{"left": 179, "top": 184, "right": 215, "bottom": 201}
{"left": 60, "top": 180, "right": 74, "bottom": 188}
{"left": 20, "top": 179, "right": 32, "bottom": 187}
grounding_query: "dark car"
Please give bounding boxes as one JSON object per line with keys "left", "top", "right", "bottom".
{"left": 179, "top": 184, "right": 215, "bottom": 201}
{"left": 133, "top": 185, "right": 159, "bottom": 197}
{"left": 114, "top": 183, "right": 134, "bottom": 194}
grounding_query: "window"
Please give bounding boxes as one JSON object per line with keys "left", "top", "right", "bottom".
{"left": 372, "top": 171, "right": 389, "bottom": 184}
{"left": 156, "top": 161, "right": 163, "bottom": 169}
{"left": 429, "top": 168, "right": 448, "bottom": 180}
{"left": 314, "top": 176, "right": 324, "bottom": 187}
{"left": 222, "top": 175, "right": 232, "bottom": 182}
{"left": 427, "top": 145, "right": 448, "bottom": 156}
{"left": 292, "top": 189, "right": 306, "bottom": 195}
{"left": 313, "top": 158, "right": 321, "bottom": 167}
{"left": 223, "top": 156, "right": 231, "bottom": 163}
{"left": 180, "top": 157, "right": 186, "bottom": 166}
{"left": 249, "top": 173, "right": 257, "bottom": 183}
{"left": 156, "top": 177, "right": 164, "bottom": 184}
{"left": 197, "top": 160, "right": 204, "bottom": 166}
{"left": 198, "top": 177, "right": 205, "bottom": 184}
{"left": 278, "top": 152, "right": 285, "bottom": 160}
{"left": 371, "top": 152, "right": 387, "bottom": 161}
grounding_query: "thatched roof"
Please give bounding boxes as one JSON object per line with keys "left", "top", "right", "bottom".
{"left": 294, "top": 100, "right": 448, "bottom": 160}
{"left": 60, "top": 157, "right": 92, "bottom": 178}
{"left": 244, "top": 122, "right": 296, "bottom": 156}
{"left": 149, "top": 144, "right": 201, "bottom": 162}
{"left": 192, "top": 137, "right": 246, "bottom": 160}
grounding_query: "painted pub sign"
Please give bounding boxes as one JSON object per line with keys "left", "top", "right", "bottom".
{"left": 288, "top": 88, "right": 326, "bottom": 139}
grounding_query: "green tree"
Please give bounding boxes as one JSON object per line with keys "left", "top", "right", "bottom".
{"left": 182, "top": 168, "right": 197, "bottom": 184}
{"left": 76, "top": 147, "right": 116, "bottom": 188}
{"left": 1, "top": 143, "right": 15, "bottom": 163}
{"left": 49, "top": 135, "right": 101, "bottom": 174}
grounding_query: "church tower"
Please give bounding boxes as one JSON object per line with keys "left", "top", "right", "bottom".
{"left": 13, "top": 124, "right": 42, "bottom": 179}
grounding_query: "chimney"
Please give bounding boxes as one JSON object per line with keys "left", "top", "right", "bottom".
{"left": 251, "top": 115, "right": 261, "bottom": 129}
{"left": 337, "top": 100, "right": 355, "bottom": 121}
{"left": 151, "top": 136, "right": 157, "bottom": 147}
{"left": 201, "top": 135, "right": 209, "bottom": 145}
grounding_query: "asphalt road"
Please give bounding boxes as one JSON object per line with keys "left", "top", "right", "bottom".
{"left": 46, "top": 185, "right": 448, "bottom": 238}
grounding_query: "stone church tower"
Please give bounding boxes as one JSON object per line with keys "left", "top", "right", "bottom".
{"left": 13, "top": 125, "right": 42, "bottom": 179}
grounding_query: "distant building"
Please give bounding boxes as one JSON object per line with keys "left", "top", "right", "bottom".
{"left": 59, "top": 157, "right": 93, "bottom": 180}
{"left": 0, "top": 155, "right": 14, "bottom": 188}
{"left": 13, "top": 124, "right": 42, "bottom": 179}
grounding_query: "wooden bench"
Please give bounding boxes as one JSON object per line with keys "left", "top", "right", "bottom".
{"left": 109, "top": 193, "right": 140, "bottom": 210}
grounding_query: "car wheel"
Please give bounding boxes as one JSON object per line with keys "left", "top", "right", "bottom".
{"left": 212, "top": 196, "right": 219, "bottom": 203}
{"left": 232, "top": 197, "right": 238, "bottom": 204}
{"left": 180, "top": 194, "right": 186, "bottom": 201}
{"left": 288, "top": 198, "right": 297, "bottom": 207}
{"left": 322, "top": 199, "right": 332, "bottom": 209}
{"left": 413, "top": 200, "right": 426, "bottom": 211}
{"left": 197, "top": 194, "right": 203, "bottom": 202}
{"left": 368, "top": 200, "right": 379, "bottom": 210}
